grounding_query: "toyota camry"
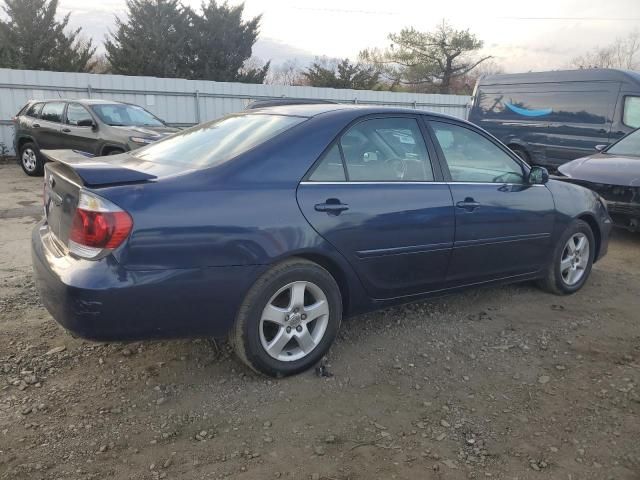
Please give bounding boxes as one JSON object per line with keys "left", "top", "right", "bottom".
{"left": 32, "top": 104, "right": 612, "bottom": 376}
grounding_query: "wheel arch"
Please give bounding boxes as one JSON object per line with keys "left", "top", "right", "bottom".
{"left": 16, "top": 135, "right": 39, "bottom": 152}
{"left": 287, "top": 252, "right": 351, "bottom": 316}
{"left": 577, "top": 213, "right": 602, "bottom": 261}
{"left": 100, "top": 144, "right": 128, "bottom": 156}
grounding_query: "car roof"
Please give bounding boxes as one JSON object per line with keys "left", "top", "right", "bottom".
{"left": 246, "top": 103, "right": 463, "bottom": 122}
{"left": 479, "top": 68, "right": 640, "bottom": 86}
{"left": 27, "top": 98, "right": 126, "bottom": 105}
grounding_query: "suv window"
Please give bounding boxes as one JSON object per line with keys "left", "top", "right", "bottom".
{"left": 337, "top": 117, "right": 434, "bottom": 182}
{"left": 66, "top": 103, "right": 93, "bottom": 126}
{"left": 25, "top": 103, "right": 44, "bottom": 118}
{"left": 40, "top": 102, "right": 66, "bottom": 123}
{"left": 431, "top": 121, "right": 524, "bottom": 183}
{"left": 623, "top": 96, "right": 640, "bottom": 128}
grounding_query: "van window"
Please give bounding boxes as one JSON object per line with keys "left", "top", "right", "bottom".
{"left": 477, "top": 88, "right": 613, "bottom": 124}
{"left": 623, "top": 96, "right": 640, "bottom": 128}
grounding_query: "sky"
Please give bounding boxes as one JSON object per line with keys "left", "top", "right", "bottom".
{"left": 58, "top": 0, "right": 640, "bottom": 73}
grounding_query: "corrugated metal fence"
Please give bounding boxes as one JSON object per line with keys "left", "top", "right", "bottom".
{"left": 0, "top": 68, "right": 470, "bottom": 155}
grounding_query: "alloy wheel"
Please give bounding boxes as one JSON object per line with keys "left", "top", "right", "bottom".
{"left": 259, "top": 281, "right": 330, "bottom": 362}
{"left": 22, "top": 149, "right": 37, "bottom": 172}
{"left": 560, "top": 233, "right": 590, "bottom": 286}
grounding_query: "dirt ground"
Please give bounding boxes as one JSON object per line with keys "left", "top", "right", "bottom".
{"left": 0, "top": 162, "right": 638, "bottom": 480}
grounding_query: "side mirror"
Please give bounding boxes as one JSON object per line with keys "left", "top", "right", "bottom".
{"left": 594, "top": 144, "right": 608, "bottom": 152}
{"left": 528, "top": 166, "right": 549, "bottom": 185}
{"left": 77, "top": 119, "right": 96, "bottom": 129}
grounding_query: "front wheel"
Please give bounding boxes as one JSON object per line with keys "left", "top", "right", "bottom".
{"left": 231, "top": 258, "right": 342, "bottom": 377}
{"left": 538, "top": 219, "right": 595, "bottom": 295}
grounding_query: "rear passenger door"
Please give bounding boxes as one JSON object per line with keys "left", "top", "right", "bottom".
{"left": 297, "top": 115, "right": 455, "bottom": 300}
{"left": 38, "top": 102, "right": 67, "bottom": 149}
{"left": 427, "top": 119, "right": 556, "bottom": 285}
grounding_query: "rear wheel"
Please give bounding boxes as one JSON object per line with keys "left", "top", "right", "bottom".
{"left": 231, "top": 258, "right": 342, "bottom": 377}
{"left": 19, "top": 142, "right": 43, "bottom": 176}
{"left": 538, "top": 219, "right": 595, "bottom": 295}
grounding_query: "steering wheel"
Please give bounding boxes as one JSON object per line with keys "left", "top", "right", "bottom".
{"left": 384, "top": 157, "right": 407, "bottom": 180}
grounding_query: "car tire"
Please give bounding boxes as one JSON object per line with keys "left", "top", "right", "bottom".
{"left": 538, "top": 219, "right": 595, "bottom": 295}
{"left": 231, "top": 258, "right": 342, "bottom": 377}
{"left": 105, "top": 149, "right": 125, "bottom": 156}
{"left": 19, "top": 142, "right": 44, "bottom": 176}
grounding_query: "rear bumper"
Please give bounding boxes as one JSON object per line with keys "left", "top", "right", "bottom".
{"left": 32, "top": 222, "right": 262, "bottom": 341}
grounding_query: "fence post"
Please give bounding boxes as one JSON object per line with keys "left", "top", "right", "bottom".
{"left": 194, "top": 90, "right": 201, "bottom": 124}
{"left": 87, "top": 84, "right": 92, "bottom": 99}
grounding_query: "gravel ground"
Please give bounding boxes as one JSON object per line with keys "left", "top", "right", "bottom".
{"left": 0, "top": 163, "right": 638, "bottom": 480}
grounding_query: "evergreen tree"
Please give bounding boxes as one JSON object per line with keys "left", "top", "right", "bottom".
{"left": 303, "top": 58, "right": 381, "bottom": 90}
{"left": 0, "top": 0, "right": 95, "bottom": 71}
{"left": 190, "top": 1, "right": 265, "bottom": 82}
{"left": 105, "top": 0, "right": 192, "bottom": 78}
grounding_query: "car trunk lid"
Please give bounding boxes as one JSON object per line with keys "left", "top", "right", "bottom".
{"left": 42, "top": 149, "right": 157, "bottom": 247}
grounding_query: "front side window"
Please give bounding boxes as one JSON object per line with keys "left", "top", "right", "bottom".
{"left": 40, "top": 102, "right": 65, "bottom": 123}
{"left": 623, "top": 96, "right": 640, "bottom": 128}
{"left": 91, "top": 104, "right": 164, "bottom": 127}
{"left": 66, "top": 104, "right": 93, "bottom": 126}
{"left": 338, "top": 117, "right": 434, "bottom": 181}
{"left": 25, "top": 103, "right": 43, "bottom": 118}
{"left": 431, "top": 121, "right": 524, "bottom": 183}
{"left": 606, "top": 128, "right": 640, "bottom": 157}
{"left": 133, "top": 114, "right": 305, "bottom": 167}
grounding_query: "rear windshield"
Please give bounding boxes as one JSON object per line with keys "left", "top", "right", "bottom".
{"left": 133, "top": 114, "right": 306, "bottom": 167}
{"left": 606, "top": 129, "right": 640, "bottom": 157}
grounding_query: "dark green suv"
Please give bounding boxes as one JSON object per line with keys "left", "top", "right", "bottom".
{"left": 13, "top": 99, "right": 179, "bottom": 176}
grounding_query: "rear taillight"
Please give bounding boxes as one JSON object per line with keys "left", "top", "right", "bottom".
{"left": 68, "top": 190, "right": 133, "bottom": 259}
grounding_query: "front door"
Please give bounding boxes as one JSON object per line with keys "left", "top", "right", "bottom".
{"left": 428, "top": 120, "right": 556, "bottom": 285}
{"left": 61, "top": 103, "right": 100, "bottom": 154}
{"left": 297, "top": 116, "right": 455, "bottom": 300}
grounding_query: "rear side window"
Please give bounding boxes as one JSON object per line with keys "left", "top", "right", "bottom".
{"left": 623, "top": 96, "right": 640, "bottom": 128}
{"left": 24, "top": 103, "right": 43, "bottom": 118}
{"left": 133, "top": 114, "right": 305, "bottom": 167}
{"left": 309, "top": 145, "right": 346, "bottom": 181}
{"left": 40, "top": 102, "right": 66, "bottom": 123}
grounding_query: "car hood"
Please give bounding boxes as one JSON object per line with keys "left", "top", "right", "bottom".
{"left": 558, "top": 153, "right": 640, "bottom": 187}
{"left": 112, "top": 125, "right": 180, "bottom": 138}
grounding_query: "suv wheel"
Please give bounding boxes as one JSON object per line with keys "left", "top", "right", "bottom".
{"left": 231, "top": 258, "right": 342, "bottom": 377}
{"left": 19, "top": 142, "right": 44, "bottom": 176}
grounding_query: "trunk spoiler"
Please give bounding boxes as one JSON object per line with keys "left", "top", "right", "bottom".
{"left": 41, "top": 149, "right": 157, "bottom": 186}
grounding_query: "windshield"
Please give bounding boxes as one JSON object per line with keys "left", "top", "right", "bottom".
{"left": 606, "top": 129, "right": 640, "bottom": 157}
{"left": 132, "top": 114, "right": 306, "bottom": 167}
{"left": 91, "top": 104, "right": 164, "bottom": 127}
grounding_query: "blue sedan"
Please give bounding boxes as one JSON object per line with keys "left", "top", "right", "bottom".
{"left": 32, "top": 105, "right": 611, "bottom": 376}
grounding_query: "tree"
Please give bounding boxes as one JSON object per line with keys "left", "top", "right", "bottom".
{"left": 106, "top": 0, "right": 192, "bottom": 78}
{"left": 361, "top": 20, "right": 491, "bottom": 94}
{"left": 106, "top": 0, "right": 267, "bottom": 82}
{"left": 0, "top": 0, "right": 95, "bottom": 71}
{"left": 571, "top": 30, "right": 640, "bottom": 70}
{"left": 189, "top": 0, "right": 265, "bottom": 82}
{"left": 302, "top": 57, "right": 382, "bottom": 90}
{"left": 266, "top": 59, "right": 305, "bottom": 86}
